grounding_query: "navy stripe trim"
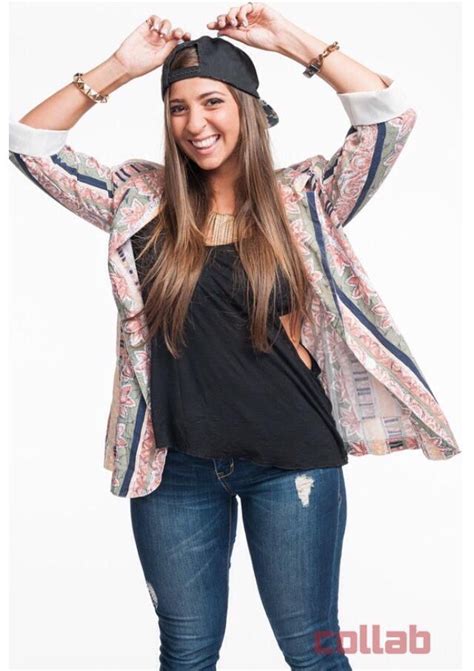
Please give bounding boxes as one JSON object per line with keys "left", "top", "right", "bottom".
{"left": 116, "top": 164, "right": 144, "bottom": 181}
{"left": 344, "top": 122, "right": 386, "bottom": 227}
{"left": 321, "top": 123, "right": 386, "bottom": 228}
{"left": 307, "top": 190, "right": 343, "bottom": 322}
{"left": 335, "top": 288, "right": 437, "bottom": 399}
{"left": 118, "top": 394, "right": 147, "bottom": 497}
{"left": 306, "top": 189, "right": 437, "bottom": 401}
{"left": 50, "top": 153, "right": 114, "bottom": 198}
{"left": 11, "top": 150, "right": 115, "bottom": 199}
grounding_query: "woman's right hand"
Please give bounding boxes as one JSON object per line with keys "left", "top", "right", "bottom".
{"left": 113, "top": 16, "right": 192, "bottom": 80}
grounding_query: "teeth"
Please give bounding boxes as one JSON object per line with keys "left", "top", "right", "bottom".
{"left": 191, "top": 134, "right": 219, "bottom": 148}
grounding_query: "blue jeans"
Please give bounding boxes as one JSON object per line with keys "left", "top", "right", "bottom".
{"left": 130, "top": 449, "right": 352, "bottom": 670}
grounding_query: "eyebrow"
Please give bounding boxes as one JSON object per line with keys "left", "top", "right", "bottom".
{"left": 169, "top": 90, "right": 226, "bottom": 103}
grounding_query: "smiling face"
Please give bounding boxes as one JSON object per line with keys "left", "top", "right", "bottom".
{"left": 168, "top": 77, "right": 241, "bottom": 172}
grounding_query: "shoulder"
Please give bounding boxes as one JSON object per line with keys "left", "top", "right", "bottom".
{"left": 115, "top": 158, "right": 164, "bottom": 194}
{"left": 275, "top": 154, "right": 326, "bottom": 194}
{"left": 120, "top": 157, "right": 163, "bottom": 171}
{"left": 117, "top": 157, "right": 163, "bottom": 178}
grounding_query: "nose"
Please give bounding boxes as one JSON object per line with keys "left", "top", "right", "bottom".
{"left": 185, "top": 107, "right": 212, "bottom": 135}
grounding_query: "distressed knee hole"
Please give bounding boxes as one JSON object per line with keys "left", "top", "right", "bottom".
{"left": 294, "top": 474, "right": 315, "bottom": 507}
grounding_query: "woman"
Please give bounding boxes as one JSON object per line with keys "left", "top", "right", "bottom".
{"left": 9, "top": 3, "right": 460, "bottom": 669}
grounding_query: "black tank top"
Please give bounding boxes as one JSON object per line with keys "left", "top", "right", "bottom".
{"left": 131, "top": 226, "right": 348, "bottom": 470}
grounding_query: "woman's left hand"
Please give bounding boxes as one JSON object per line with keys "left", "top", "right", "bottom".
{"left": 206, "top": 2, "right": 291, "bottom": 52}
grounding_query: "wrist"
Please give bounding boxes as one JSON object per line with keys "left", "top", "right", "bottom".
{"left": 106, "top": 54, "right": 135, "bottom": 89}
{"left": 109, "top": 53, "right": 136, "bottom": 86}
{"left": 275, "top": 23, "right": 329, "bottom": 68}
{"left": 82, "top": 55, "right": 134, "bottom": 97}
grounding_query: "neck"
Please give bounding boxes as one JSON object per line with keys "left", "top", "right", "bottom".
{"left": 207, "top": 160, "right": 239, "bottom": 215}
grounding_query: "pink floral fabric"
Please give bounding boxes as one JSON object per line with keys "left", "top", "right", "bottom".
{"left": 9, "top": 104, "right": 461, "bottom": 498}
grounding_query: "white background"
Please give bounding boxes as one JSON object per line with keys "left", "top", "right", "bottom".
{"left": 7, "top": 1, "right": 464, "bottom": 670}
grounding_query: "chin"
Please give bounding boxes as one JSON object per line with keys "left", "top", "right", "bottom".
{"left": 190, "top": 153, "right": 230, "bottom": 168}
{"left": 194, "top": 161, "right": 225, "bottom": 172}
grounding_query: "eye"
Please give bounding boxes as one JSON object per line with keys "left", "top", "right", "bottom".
{"left": 170, "top": 98, "right": 223, "bottom": 114}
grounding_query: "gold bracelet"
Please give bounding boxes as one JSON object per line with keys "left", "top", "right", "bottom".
{"left": 72, "top": 73, "right": 109, "bottom": 103}
{"left": 303, "top": 41, "right": 340, "bottom": 78}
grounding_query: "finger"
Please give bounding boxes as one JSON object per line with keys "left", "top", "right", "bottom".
{"left": 146, "top": 14, "right": 161, "bottom": 26}
{"left": 243, "top": 0, "right": 255, "bottom": 14}
{"left": 147, "top": 16, "right": 160, "bottom": 33}
{"left": 157, "top": 18, "right": 172, "bottom": 37}
{"left": 236, "top": 13, "right": 249, "bottom": 27}
{"left": 236, "top": 4, "right": 251, "bottom": 26}
{"left": 216, "top": 13, "right": 227, "bottom": 28}
{"left": 171, "top": 27, "right": 184, "bottom": 39}
{"left": 226, "top": 7, "right": 240, "bottom": 26}
{"left": 163, "top": 25, "right": 188, "bottom": 44}
{"left": 171, "top": 29, "right": 191, "bottom": 42}
{"left": 148, "top": 17, "right": 168, "bottom": 39}
{"left": 207, "top": 12, "right": 243, "bottom": 31}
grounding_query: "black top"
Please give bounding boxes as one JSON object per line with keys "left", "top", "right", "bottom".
{"left": 131, "top": 225, "right": 348, "bottom": 469}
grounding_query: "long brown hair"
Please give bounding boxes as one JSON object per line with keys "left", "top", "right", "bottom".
{"left": 125, "top": 44, "right": 314, "bottom": 358}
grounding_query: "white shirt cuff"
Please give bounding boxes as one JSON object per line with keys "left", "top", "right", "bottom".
{"left": 336, "top": 73, "right": 412, "bottom": 126}
{"left": 9, "top": 118, "right": 69, "bottom": 156}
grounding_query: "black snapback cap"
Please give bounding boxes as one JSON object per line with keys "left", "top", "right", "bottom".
{"left": 161, "top": 35, "right": 279, "bottom": 128}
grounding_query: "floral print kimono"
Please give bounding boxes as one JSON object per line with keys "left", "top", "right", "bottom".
{"left": 9, "top": 73, "right": 461, "bottom": 498}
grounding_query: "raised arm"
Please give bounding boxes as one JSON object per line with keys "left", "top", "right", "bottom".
{"left": 274, "top": 24, "right": 417, "bottom": 229}
{"left": 15, "top": 56, "right": 131, "bottom": 131}
{"left": 206, "top": 4, "right": 417, "bottom": 230}
{"left": 9, "top": 56, "right": 137, "bottom": 232}
{"left": 9, "top": 17, "right": 191, "bottom": 232}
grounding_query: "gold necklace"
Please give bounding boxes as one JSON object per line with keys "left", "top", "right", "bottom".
{"left": 203, "top": 212, "right": 238, "bottom": 246}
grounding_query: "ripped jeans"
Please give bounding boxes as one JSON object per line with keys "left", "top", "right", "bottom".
{"left": 130, "top": 448, "right": 352, "bottom": 671}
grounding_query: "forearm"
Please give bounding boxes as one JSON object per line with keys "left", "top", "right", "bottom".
{"left": 18, "top": 54, "right": 132, "bottom": 131}
{"left": 275, "top": 22, "right": 388, "bottom": 94}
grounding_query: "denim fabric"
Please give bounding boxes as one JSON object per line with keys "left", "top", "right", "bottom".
{"left": 130, "top": 448, "right": 352, "bottom": 670}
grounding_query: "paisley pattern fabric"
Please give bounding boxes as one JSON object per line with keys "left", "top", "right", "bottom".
{"left": 9, "top": 77, "right": 461, "bottom": 498}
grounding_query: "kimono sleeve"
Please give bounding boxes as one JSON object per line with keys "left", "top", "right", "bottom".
{"left": 9, "top": 119, "right": 149, "bottom": 234}
{"left": 287, "top": 74, "right": 417, "bottom": 229}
